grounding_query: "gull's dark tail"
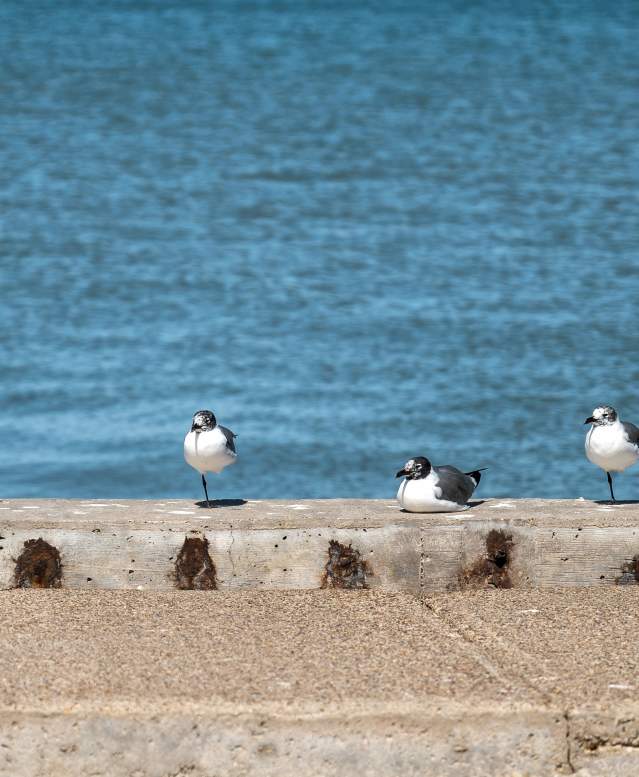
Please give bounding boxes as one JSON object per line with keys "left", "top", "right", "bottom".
{"left": 465, "top": 468, "right": 488, "bottom": 487}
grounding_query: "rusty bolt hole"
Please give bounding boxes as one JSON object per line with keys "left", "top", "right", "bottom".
{"left": 175, "top": 537, "right": 217, "bottom": 590}
{"left": 14, "top": 538, "right": 62, "bottom": 589}
{"left": 615, "top": 555, "right": 639, "bottom": 586}
{"left": 459, "top": 530, "right": 514, "bottom": 590}
{"left": 493, "top": 549, "right": 508, "bottom": 568}
{"left": 321, "top": 540, "right": 370, "bottom": 590}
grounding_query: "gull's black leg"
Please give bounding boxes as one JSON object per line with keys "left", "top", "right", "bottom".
{"left": 202, "top": 474, "right": 211, "bottom": 508}
{"left": 606, "top": 471, "right": 616, "bottom": 503}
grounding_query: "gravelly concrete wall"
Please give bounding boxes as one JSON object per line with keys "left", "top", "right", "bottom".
{"left": 1, "top": 498, "right": 638, "bottom": 591}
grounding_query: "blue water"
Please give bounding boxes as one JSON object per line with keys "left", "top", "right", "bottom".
{"left": 2, "top": 1, "right": 639, "bottom": 501}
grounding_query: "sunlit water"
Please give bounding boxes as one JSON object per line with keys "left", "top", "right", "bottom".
{"left": 2, "top": 1, "right": 639, "bottom": 501}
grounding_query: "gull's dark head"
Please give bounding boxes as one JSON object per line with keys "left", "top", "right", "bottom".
{"left": 584, "top": 405, "right": 617, "bottom": 427}
{"left": 191, "top": 410, "right": 217, "bottom": 433}
{"left": 396, "top": 456, "right": 431, "bottom": 480}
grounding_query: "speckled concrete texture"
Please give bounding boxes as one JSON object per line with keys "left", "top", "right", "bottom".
{"left": 0, "top": 589, "right": 638, "bottom": 775}
{"left": 2, "top": 497, "right": 639, "bottom": 529}
{"left": 0, "top": 590, "right": 523, "bottom": 708}
{"left": 424, "top": 588, "right": 639, "bottom": 707}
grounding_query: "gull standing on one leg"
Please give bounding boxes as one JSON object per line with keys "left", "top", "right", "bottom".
{"left": 184, "top": 410, "right": 237, "bottom": 507}
{"left": 584, "top": 405, "right": 639, "bottom": 503}
{"left": 395, "top": 456, "right": 485, "bottom": 513}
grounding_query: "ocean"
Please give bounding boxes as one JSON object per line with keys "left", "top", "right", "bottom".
{"left": 2, "top": 1, "right": 638, "bottom": 500}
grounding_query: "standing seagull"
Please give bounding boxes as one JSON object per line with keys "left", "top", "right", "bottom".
{"left": 395, "top": 456, "right": 485, "bottom": 513}
{"left": 184, "top": 410, "right": 237, "bottom": 507}
{"left": 584, "top": 405, "right": 639, "bottom": 502}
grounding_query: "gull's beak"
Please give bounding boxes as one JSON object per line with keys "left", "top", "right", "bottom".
{"left": 584, "top": 416, "right": 595, "bottom": 425}
{"left": 191, "top": 423, "right": 200, "bottom": 433}
{"left": 396, "top": 468, "right": 408, "bottom": 478}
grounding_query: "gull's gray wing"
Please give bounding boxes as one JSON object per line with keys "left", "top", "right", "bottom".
{"left": 434, "top": 465, "right": 476, "bottom": 504}
{"left": 218, "top": 425, "right": 237, "bottom": 454}
{"left": 622, "top": 422, "right": 639, "bottom": 447}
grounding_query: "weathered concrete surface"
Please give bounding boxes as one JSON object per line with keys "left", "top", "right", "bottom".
{"left": 4, "top": 496, "right": 639, "bottom": 530}
{"left": 1, "top": 498, "right": 639, "bottom": 592}
{"left": 0, "top": 588, "right": 638, "bottom": 776}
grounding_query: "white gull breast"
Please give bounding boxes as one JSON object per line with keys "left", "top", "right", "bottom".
{"left": 184, "top": 427, "right": 237, "bottom": 475}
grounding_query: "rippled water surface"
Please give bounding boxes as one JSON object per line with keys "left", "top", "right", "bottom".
{"left": 2, "top": 1, "right": 639, "bottom": 500}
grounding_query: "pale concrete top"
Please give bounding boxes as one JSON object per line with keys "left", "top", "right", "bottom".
{"left": 1, "top": 497, "right": 639, "bottom": 529}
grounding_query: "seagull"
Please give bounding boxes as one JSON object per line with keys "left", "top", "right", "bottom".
{"left": 395, "top": 456, "right": 485, "bottom": 513}
{"left": 584, "top": 405, "right": 639, "bottom": 502}
{"left": 184, "top": 410, "right": 237, "bottom": 507}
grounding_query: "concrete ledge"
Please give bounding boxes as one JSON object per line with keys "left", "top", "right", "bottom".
{"left": 0, "top": 703, "right": 571, "bottom": 777}
{"left": 7, "top": 704, "right": 639, "bottom": 777}
{"left": 0, "top": 498, "right": 638, "bottom": 590}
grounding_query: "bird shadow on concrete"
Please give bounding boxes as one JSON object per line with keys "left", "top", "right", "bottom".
{"left": 195, "top": 499, "right": 247, "bottom": 509}
{"left": 594, "top": 500, "right": 639, "bottom": 506}
{"left": 399, "top": 499, "right": 486, "bottom": 513}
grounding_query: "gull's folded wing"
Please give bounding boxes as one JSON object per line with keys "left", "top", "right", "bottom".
{"left": 434, "top": 465, "right": 476, "bottom": 504}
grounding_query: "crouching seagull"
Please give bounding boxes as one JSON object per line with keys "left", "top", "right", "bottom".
{"left": 184, "top": 410, "right": 237, "bottom": 507}
{"left": 584, "top": 405, "right": 639, "bottom": 502}
{"left": 395, "top": 456, "right": 485, "bottom": 513}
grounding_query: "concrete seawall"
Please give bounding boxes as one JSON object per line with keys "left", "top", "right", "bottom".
{"left": 1, "top": 587, "right": 639, "bottom": 776}
{"left": 2, "top": 499, "right": 639, "bottom": 775}
{"left": 1, "top": 498, "right": 638, "bottom": 590}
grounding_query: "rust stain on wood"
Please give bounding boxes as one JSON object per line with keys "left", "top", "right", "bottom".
{"left": 615, "top": 554, "right": 639, "bottom": 586}
{"left": 321, "top": 540, "right": 370, "bottom": 589}
{"left": 14, "top": 539, "right": 62, "bottom": 589}
{"left": 459, "top": 529, "right": 514, "bottom": 590}
{"left": 175, "top": 536, "right": 217, "bottom": 590}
